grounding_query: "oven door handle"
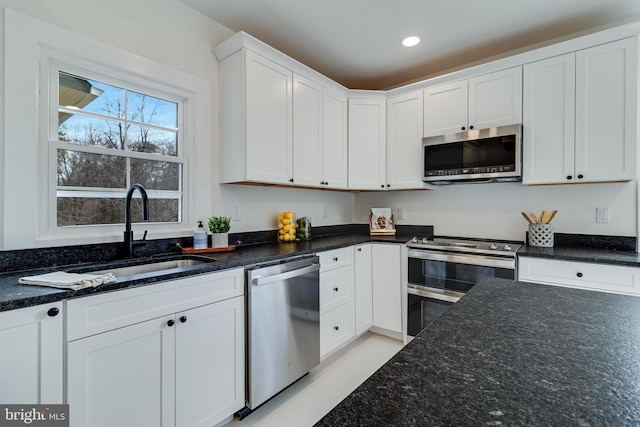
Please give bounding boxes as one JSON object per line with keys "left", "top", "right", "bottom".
{"left": 407, "top": 286, "right": 463, "bottom": 303}
{"left": 407, "top": 249, "right": 515, "bottom": 269}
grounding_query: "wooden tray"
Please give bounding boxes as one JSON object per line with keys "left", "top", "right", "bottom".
{"left": 181, "top": 245, "right": 236, "bottom": 254}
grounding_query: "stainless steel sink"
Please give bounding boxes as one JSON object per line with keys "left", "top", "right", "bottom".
{"left": 84, "top": 255, "right": 216, "bottom": 278}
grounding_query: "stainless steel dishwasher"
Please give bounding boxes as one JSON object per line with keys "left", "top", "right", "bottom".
{"left": 242, "top": 255, "right": 321, "bottom": 414}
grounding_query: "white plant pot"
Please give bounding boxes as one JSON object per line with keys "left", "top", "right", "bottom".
{"left": 211, "top": 232, "right": 228, "bottom": 248}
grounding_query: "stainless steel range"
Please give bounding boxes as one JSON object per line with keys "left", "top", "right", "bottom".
{"left": 406, "top": 236, "right": 522, "bottom": 337}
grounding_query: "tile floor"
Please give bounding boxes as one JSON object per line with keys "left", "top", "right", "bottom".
{"left": 228, "top": 332, "right": 405, "bottom": 427}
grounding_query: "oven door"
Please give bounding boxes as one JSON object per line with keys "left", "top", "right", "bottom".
{"left": 407, "top": 249, "right": 516, "bottom": 293}
{"left": 407, "top": 286, "right": 461, "bottom": 337}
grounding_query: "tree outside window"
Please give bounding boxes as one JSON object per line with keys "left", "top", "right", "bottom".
{"left": 56, "top": 72, "right": 183, "bottom": 226}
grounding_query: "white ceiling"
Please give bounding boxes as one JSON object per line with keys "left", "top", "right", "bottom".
{"left": 180, "top": 0, "right": 640, "bottom": 89}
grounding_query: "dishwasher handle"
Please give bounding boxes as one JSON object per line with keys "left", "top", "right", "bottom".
{"left": 251, "top": 263, "right": 320, "bottom": 286}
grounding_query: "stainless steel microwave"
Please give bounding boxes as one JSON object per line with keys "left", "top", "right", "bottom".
{"left": 422, "top": 124, "right": 522, "bottom": 185}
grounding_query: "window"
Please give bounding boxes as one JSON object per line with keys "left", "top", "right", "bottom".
{"left": 5, "top": 9, "right": 211, "bottom": 249}
{"left": 54, "top": 70, "right": 185, "bottom": 227}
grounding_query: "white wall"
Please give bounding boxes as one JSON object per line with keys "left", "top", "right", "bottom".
{"left": 0, "top": 0, "right": 355, "bottom": 249}
{"left": 355, "top": 181, "right": 637, "bottom": 241}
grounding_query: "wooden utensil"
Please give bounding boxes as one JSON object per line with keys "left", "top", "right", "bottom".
{"left": 529, "top": 212, "right": 540, "bottom": 224}
{"left": 521, "top": 212, "right": 534, "bottom": 224}
{"left": 540, "top": 210, "right": 552, "bottom": 224}
{"left": 548, "top": 210, "right": 558, "bottom": 223}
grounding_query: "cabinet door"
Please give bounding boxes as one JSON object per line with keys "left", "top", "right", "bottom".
{"left": 523, "top": 53, "right": 576, "bottom": 184}
{"left": 293, "top": 73, "right": 323, "bottom": 187}
{"left": 322, "top": 88, "right": 348, "bottom": 189}
{"left": 175, "top": 297, "right": 244, "bottom": 427}
{"left": 353, "top": 244, "right": 373, "bottom": 335}
{"left": 423, "top": 80, "right": 468, "bottom": 137}
{"left": 348, "top": 98, "right": 387, "bottom": 190}
{"left": 386, "top": 91, "right": 426, "bottom": 190}
{"left": 371, "top": 244, "right": 402, "bottom": 333}
{"left": 245, "top": 50, "right": 293, "bottom": 184}
{"left": 469, "top": 67, "right": 522, "bottom": 130}
{"left": 575, "top": 37, "right": 637, "bottom": 182}
{"left": 0, "top": 303, "right": 63, "bottom": 404}
{"left": 67, "top": 317, "right": 175, "bottom": 427}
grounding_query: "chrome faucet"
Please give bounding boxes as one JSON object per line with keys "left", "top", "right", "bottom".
{"left": 124, "top": 183, "right": 150, "bottom": 257}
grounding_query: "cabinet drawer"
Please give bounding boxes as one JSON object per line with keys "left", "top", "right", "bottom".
{"left": 66, "top": 268, "right": 244, "bottom": 341}
{"left": 518, "top": 257, "right": 640, "bottom": 295}
{"left": 318, "top": 247, "right": 352, "bottom": 272}
{"left": 320, "top": 302, "right": 355, "bottom": 357}
{"left": 320, "top": 265, "right": 353, "bottom": 314}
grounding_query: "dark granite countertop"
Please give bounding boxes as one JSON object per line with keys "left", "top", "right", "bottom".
{"left": 518, "top": 245, "right": 640, "bottom": 267}
{"left": 0, "top": 232, "right": 413, "bottom": 312}
{"left": 316, "top": 277, "right": 640, "bottom": 426}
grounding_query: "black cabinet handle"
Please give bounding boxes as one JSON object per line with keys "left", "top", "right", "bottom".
{"left": 577, "top": 174, "right": 584, "bottom": 179}
{"left": 566, "top": 175, "right": 573, "bottom": 180}
{"left": 380, "top": 184, "right": 385, "bottom": 188}
{"left": 47, "top": 307, "right": 59, "bottom": 317}
{"left": 333, "top": 326, "right": 339, "bottom": 331}
{"left": 577, "top": 272, "right": 583, "bottom": 278}
{"left": 325, "top": 181, "right": 328, "bottom": 186}
{"left": 357, "top": 248, "right": 362, "bottom": 252}
{"left": 333, "top": 257, "right": 339, "bottom": 262}
{"left": 386, "top": 184, "right": 390, "bottom": 188}
{"left": 461, "top": 126, "right": 466, "bottom": 131}
{"left": 469, "top": 125, "right": 474, "bottom": 130}
{"left": 333, "top": 287, "right": 339, "bottom": 292}
{"left": 179, "top": 316, "right": 187, "bottom": 323}
{"left": 320, "top": 181, "right": 325, "bottom": 185}
{"left": 167, "top": 319, "right": 175, "bottom": 327}
{"left": 289, "top": 178, "right": 294, "bottom": 183}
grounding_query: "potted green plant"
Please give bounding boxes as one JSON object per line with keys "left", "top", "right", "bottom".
{"left": 208, "top": 216, "right": 231, "bottom": 248}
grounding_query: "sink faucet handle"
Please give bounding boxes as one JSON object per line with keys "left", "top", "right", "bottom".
{"left": 142, "top": 230, "right": 148, "bottom": 241}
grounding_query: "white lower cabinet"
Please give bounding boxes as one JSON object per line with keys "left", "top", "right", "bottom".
{"left": 66, "top": 269, "right": 245, "bottom": 427}
{"left": 318, "top": 247, "right": 355, "bottom": 358}
{"left": 0, "top": 302, "right": 63, "bottom": 404}
{"left": 371, "top": 243, "right": 402, "bottom": 334}
{"left": 353, "top": 244, "right": 373, "bottom": 335}
{"left": 518, "top": 257, "right": 640, "bottom": 295}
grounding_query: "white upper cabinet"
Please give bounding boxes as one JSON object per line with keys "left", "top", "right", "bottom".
{"left": 292, "top": 73, "right": 323, "bottom": 187}
{"left": 217, "top": 40, "right": 348, "bottom": 189}
{"left": 575, "top": 37, "right": 637, "bottom": 182}
{"left": 386, "top": 91, "right": 427, "bottom": 190}
{"left": 423, "top": 80, "right": 468, "bottom": 137}
{"left": 321, "top": 88, "right": 348, "bottom": 189}
{"left": 348, "top": 97, "right": 387, "bottom": 190}
{"left": 293, "top": 77, "right": 348, "bottom": 189}
{"left": 219, "top": 49, "right": 293, "bottom": 185}
{"left": 423, "top": 67, "right": 522, "bottom": 137}
{"left": 523, "top": 37, "right": 637, "bottom": 184}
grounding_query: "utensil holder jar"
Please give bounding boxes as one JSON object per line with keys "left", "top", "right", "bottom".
{"left": 529, "top": 224, "right": 554, "bottom": 247}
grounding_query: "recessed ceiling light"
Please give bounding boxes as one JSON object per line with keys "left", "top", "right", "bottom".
{"left": 402, "top": 36, "right": 420, "bottom": 47}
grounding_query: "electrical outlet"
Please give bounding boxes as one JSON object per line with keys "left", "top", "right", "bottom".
{"left": 596, "top": 207, "right": 610, "bottom": 224}
{"left": 233, "top": 206, "right": 241, "bottom": 221}
{"left": 398, "top": 207, "right": 406, "bottom": 220}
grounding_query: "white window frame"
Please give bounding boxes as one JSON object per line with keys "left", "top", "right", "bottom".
{"left": 44, "top": 56, "right": 188, "bottom": 230}
{"left": 4, "top": 9, "right": 212, "bottom": 249}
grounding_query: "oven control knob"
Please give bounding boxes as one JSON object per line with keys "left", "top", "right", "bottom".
{"left": 504, "top": 244, "right": 512, "bottom": 251}
{"left": 422, "top": 237, "right": 429, "bottom": 244}
{"left": 490, "top": 243, "right": 498, "bottom": 250}
{"left": 411, "top": 237, "right": 418, "bottom": 243}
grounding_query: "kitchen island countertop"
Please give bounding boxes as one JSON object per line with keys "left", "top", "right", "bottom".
{"left": 316, "top": 277, "right": 640, "bottom": 426}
